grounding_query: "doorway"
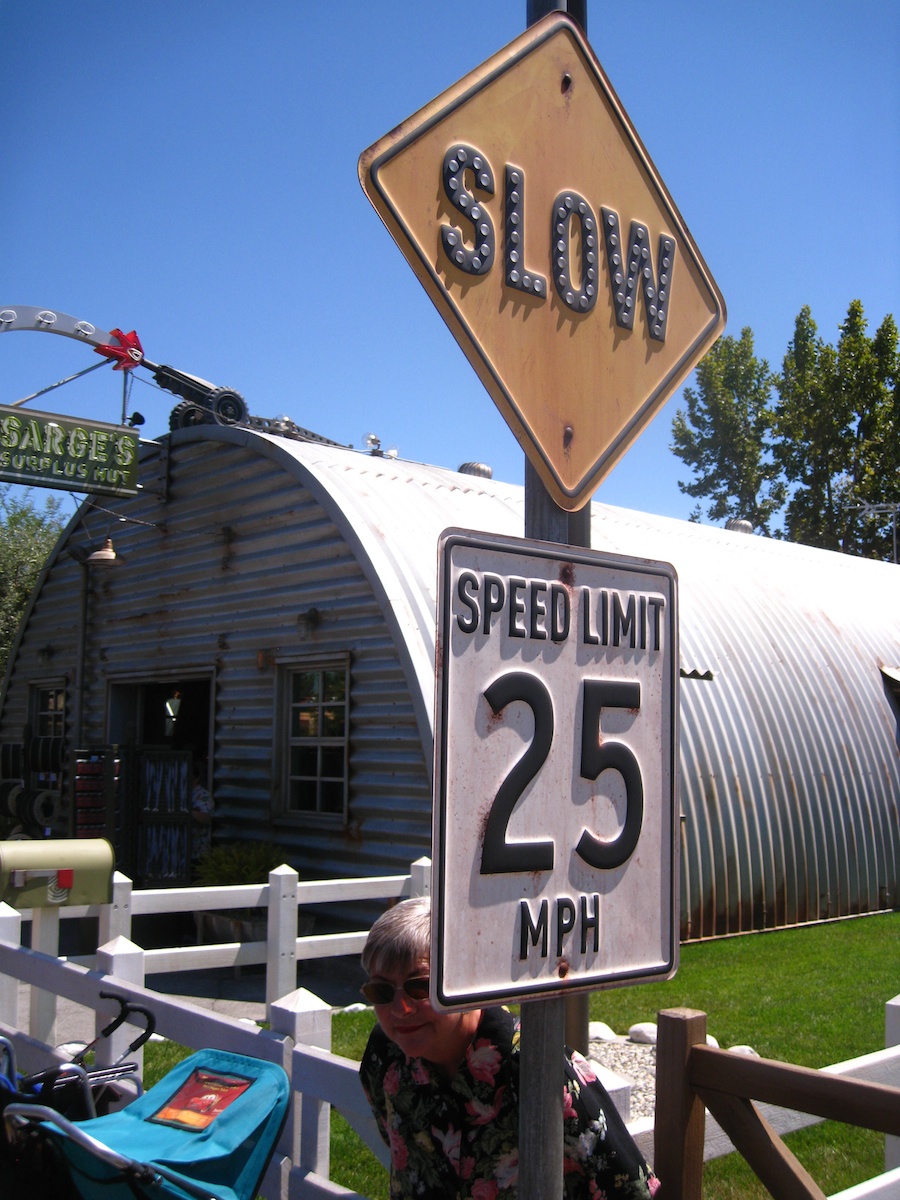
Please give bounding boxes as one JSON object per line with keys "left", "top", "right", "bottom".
{"left": 106, "top": 676, "right": 214, "bottom": 885}
{"left": 108, "top": 677, "right": 213, "bottom": 767}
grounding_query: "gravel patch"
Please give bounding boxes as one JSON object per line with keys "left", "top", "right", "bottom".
{"left": 588, "top": 1038, "right": 657, "bottom": 1119}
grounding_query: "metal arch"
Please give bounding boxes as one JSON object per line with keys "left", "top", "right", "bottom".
{"left": 0, "top": 305, "right": 120, "bottom": 352}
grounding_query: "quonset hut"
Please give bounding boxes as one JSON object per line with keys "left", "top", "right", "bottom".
{"left": 1, "top": 422, "right": 898, "bottom": 940}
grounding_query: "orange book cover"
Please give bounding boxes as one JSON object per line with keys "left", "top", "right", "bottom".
{"left": 151, "top": 1068, "right": 252, "bottom": 1130}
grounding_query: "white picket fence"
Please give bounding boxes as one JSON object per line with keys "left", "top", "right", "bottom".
{"left": 12, "top": 856, "right": 432, "bottom": 1039}
{"left": 0, "top": 935, "right": 384, "bottom": 1199}
{"left": 0, "top": 856, "right": 432, "bottom": 1199}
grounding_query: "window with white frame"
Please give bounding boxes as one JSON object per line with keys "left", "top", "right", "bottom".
{"left": 282, "top": 659, "right": 349, "bottom": 819}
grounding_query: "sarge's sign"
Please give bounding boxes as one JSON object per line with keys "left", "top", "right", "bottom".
{"left": 0, "top": 405, "right": 140, "bottom": 497}
{"left": 360, "top": 13, "right": 726, "bottom": 510}
{"left": 432, "top": 530, "right": 678, "bottom": 1008}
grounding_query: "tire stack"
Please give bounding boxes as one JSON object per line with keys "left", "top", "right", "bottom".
{"left": 28, "top": 736, "right": 64, "bottom": 776}
{"left": 19, "top": 738, "right": 64, "bottom": 832}
{"left": 0, "top": 741, "right": 61, "bottom": 835}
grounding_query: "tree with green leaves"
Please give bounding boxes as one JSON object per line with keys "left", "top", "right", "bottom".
{"left": 671, "top": 300, "right": 899, "bottom": 561}
{"left": 774, "top": 301, "right": 899, "bottom": 557}
{"left": 0, "top": 486, "right": 65, "bottom": 679}
{"left": 670, "top": 327, "right": 785, "bottom": 534}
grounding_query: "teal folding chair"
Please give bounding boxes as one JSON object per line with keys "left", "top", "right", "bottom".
{"left": 4, "top": 1047, "right": 290, "bottom": 1200}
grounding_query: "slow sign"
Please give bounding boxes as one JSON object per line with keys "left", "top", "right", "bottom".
{"left": 360, "top": 13, "right": 726, "bottom": 511}
{"left": 432, "top": 530, "right": 679, "bottom": 1008}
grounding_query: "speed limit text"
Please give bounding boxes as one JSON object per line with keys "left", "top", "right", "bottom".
{"left": 455, "top": 570, "right": 666, "bottom": 651}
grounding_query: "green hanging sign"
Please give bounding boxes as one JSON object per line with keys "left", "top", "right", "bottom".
{"left": 0, "top": 405, "right": 140, "bottom": 497}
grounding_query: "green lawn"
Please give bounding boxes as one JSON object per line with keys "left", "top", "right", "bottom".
{"left": 583, "top": 913, "right": 898, "bottom": 1199}
{"left": 587, "top": 914, "right": 897, "bottom": 1068}
{"left": 145, "top": 913, "right": 899, "bottom": 1198}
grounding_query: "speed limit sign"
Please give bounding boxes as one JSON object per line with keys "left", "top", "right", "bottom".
{"left": 432, "top": 529, "right": 679, "bottom": 1008}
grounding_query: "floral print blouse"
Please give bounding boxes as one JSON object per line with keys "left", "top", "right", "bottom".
{"left": 360, "top": 1006, "right": 659, "bottom": 1199}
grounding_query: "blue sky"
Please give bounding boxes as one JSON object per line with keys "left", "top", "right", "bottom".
{"left": 3, "top": 1, "right": 898, "bottom": 523}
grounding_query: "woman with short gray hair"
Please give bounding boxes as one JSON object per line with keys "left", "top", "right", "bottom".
{"left": 358, "top": 896, "right": 658, "bottom": 1198}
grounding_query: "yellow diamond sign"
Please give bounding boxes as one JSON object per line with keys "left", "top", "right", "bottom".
{"left": 359, "top": 14, "right": 726, "bottom": 510}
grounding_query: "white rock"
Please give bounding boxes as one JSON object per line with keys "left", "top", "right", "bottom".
{"left": 588, "top": 1021, "right": 620, "bottom": 1042}
{"left": 706, "top": 1033, "right": 720, "bottom": 1048}
{"left": 628, "top": 1022, "right": 658, "bottom": 1044}
{"left": 342, "top": 1002, "right": 368, "bottom": 1014}
{"left": 55, "top": 1041, "right": 87, "bottom": 1058}
{"left": 727, "top": 1044, "right": 759, "bottom": 1056}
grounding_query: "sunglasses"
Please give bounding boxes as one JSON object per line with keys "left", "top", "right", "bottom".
{"left": 360, "top": 975, "right": 430, "bottom": 1005}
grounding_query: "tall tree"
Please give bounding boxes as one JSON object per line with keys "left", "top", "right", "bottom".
{"left": 774, "top": 301, "right": 899, "bottom": 558}
{"left": 0, "top": 486, "right": 65, "bottom": 680}
{"left": 670, "top": 328, "right": 784, "bottom": 533}
{"left": 772, "top": 306, "right": 844, "bottom": 550}
{"left": 672, "top": 300, "right": 899, "bottom": 561}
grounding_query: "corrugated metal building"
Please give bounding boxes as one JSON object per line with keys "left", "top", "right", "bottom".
{"left": 1, "top": 423, "right": 898, "bottom": 939}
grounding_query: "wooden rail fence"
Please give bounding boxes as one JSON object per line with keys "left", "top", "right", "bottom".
{"left": 654, "top": 1007, "right": 900, "bottom": 1200}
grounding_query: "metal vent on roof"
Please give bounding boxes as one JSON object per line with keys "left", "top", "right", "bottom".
{"left": 457, "top": 462, "right": 493, "bottom": 478}
{"left": 725, "top": 518, "right": 754, "bottom": 534}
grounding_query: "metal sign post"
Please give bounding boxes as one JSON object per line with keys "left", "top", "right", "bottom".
{"left": 523, "top": 467, "right": 573, "bottom": 1200}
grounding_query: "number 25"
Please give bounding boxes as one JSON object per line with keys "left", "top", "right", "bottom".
{"left": 480, "top": 672, "right": 643, "bottom": 875}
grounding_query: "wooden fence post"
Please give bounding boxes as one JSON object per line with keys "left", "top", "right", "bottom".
{"left": 0, "top": 902, "right": 22, "bottom": 1025}
{"left": 655, "top": 1007, "right": 708, "bottom": 1200}
{"left": 266, "top": 864, "right": 299, "bottom": 1011}
{"left": 96, "top": 936, "right": 147, "bottom": 1073}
